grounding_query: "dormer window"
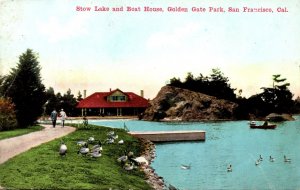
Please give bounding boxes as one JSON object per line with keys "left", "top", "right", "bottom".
{"left": 107, "top": 90, "right": 128, "bottom": 102}
{"left": 110, "top": 95, "right": 126, "bottom": 102}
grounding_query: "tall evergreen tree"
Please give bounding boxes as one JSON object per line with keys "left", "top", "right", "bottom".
{"left": 77, "top": 91, "right": 83, "bottom": 102}
{"left": 0, "top": 49, "right": 46, "bottom": 127}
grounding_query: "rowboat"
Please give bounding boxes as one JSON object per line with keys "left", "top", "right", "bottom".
{"left": 249, "top": 121, "right": 276, "bottom": 129}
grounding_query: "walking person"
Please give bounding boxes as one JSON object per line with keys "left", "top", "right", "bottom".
{"left": 59, "top": 109, "right": 67, "bottom": 127}
{"left": 50, "top": 109, "right": 58, "bottom": 128}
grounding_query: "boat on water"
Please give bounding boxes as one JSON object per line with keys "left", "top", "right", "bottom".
{"left": 249, "top": 121, "right": 276, "bottom": 129}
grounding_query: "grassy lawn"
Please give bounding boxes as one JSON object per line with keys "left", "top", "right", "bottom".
{"left": 0, "top": 125, "right": 44, "bottom": 140}
{"left": 0, "top": 124, "right": 152, "bottom": 189}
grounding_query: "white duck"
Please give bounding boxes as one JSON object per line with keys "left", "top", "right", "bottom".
{"left": 133, "top": 157, "right": 149, "bottom": 166}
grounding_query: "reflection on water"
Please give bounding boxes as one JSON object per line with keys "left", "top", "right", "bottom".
{"left": 91, "top": 116, "right": 300, "bottom": 189}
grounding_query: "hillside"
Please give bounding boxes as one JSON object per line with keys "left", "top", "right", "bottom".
{"left": 142, "top": 86, "right": 238, "bottom": 121}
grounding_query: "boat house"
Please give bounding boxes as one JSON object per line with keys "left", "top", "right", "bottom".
{"left": 76, "top": 89, "right": 149, "bottom": 116}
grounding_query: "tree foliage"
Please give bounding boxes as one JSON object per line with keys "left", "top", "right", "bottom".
{"left": 45, "top": 87, "right": 60, "bottom": 115}
{"left": 168, "top": 68, "right": 236, "bottom": 101}
{"left": 0, "top": 49, "right": 46, "bottom": 127}
{"left": 168, "top": 70, "right": 296, "bottom": 119}
{"left": 45, "top": 88, "right": 80, "bottom": 117}
{"left": 61, "top": 89, "right": 78, "bottom": 117}
{"left": 246, "top": 74, "right": 294, "bottom": 117}
{"left": 0, "top": 97, "right": 18, "bottom": 131}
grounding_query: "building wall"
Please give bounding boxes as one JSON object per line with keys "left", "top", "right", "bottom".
{"left": 85, "top": 107, "right": 146, "bottom": 116}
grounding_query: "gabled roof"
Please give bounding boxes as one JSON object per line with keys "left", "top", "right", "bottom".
{"left": 77, "top": 89, "right": 149, "bottom": 108}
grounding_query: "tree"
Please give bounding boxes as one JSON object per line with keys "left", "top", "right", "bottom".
{"left": 168, "top": 68, "right": 237, "bottom": 101}
{"left": 293, "top": 96, "right": 300, "bottom": 113}
{"left": 259, "top": 74, "right": 294, "bottom": 114}
{"left": 0, "top": 97, "right": 17, "bottom": 131}
{"left": 45, "top": 87, "right": 60, "bottom": 115}
{"left": 60, "top": 89, "right": 78, "bottom": 117}
{"left": 0, "top": 49, "right": 46, "bottom": 127}
{"left": 169, "top": 77, "right": 182, "bottom": 88}
{"left": 77, "top": 91, "right": 83, "bottom": 102}
{"left": 207, "top": 68, "right": 236, "bottom": 101}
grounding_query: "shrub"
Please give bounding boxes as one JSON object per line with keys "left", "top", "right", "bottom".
{"left": 0, "top": 97, "right": 18, "bottom": 131}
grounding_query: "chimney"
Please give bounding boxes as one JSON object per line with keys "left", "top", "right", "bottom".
{"left": 109, "top": 88, "right": 111, "bottom": 92}
{"left": 140, "top": 90, "right": 144, "bottom": 98}
{"left": 83, "top": 90, "right": 86, "bottom": 98}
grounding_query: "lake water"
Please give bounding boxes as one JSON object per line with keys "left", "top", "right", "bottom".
{"left": 91, "top": 116, "right": 300, "bottom": 190}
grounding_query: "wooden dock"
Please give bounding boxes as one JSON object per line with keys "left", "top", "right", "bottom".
{"left": 129, "top": 130, "right": 205, "bottom": 142}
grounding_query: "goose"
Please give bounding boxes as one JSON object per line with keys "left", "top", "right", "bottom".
{"left": 127, "top": 151, "right": 134, "bottom": 158}
{"left": 91, "top": 141, "right": 103, "bottom": 152}
{"left": 88, "top": 137, "right": 95, "bottom": 144}
{"left": 117, "top": 155, "right": 128, "bottom": 163}
{"left": 59, "top": 141, "right": 67, "bottom": 157}
{"left": 181, "top": 164, "right": 191, "bottom": 170}
{"left": 78, "top": 143, "right": 89, "bottom": 156}
{"left": 107, "top": 131, "right": 115, "bottom": 137}
{"left": 105, "top": 137, "right": 114, "bottom": 144}
{"left": 227, "top": 164, "right": 232, "bottom": 172}
{"left": 113, "top": 134, "right": 119, "bottom": 140}
{"left": 259, "top": 155, "right": 263, "bottom": 161}
{"left": 89, "top": 150, "right": 102, "bottom": 158}
{"left": 77, "top": 140, "right": 87, "bottom": 147}
{"left": 124, "top": 162, "right": 134, "bottom": 171}
{"left": 269, "top": 156, "right": 275, "bottom": 162}
{"left": 133, "top": 156, "right": 149, "bottom": 166}
{"left": 284, "top": 155, "right": 291, "bottom": 163}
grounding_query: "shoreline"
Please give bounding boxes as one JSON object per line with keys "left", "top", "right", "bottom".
{"left": 139, "top": 138, "right": 165, "bottom": 190}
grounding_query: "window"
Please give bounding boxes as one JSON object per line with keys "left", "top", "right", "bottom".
{"left": 110, "top": 96, "right": 126, "bottom": 102}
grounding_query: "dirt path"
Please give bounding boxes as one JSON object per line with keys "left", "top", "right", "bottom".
{"left": 0, "top": 125, "right": 76, "bottom": 165}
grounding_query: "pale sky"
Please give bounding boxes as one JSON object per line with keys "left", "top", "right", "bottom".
{"left": 1, "top": 0, "right": 300, "bottom": 99}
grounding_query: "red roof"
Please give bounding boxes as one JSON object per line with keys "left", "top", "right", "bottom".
{"left": 77, "top": 89, "right": 149, "bottom": 108}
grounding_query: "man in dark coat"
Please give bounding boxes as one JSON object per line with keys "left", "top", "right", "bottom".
{"left": 50, "top": 109, "right": 58, "bottom": 128}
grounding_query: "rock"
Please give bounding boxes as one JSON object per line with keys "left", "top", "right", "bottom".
{"left": 266, "top": 113, "right": 295, "bottom": 121}
{"left": 142, "top": 86, "right": 238, "bottom": 121}
{"left": 138, "top": 138, "right": 165, "bottom": 190}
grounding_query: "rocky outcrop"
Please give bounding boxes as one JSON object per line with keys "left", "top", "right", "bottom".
{"left": 142, "top": 86, "right": 238, "bottom": 121}
{"left": 266, "top": 113, "right": 295, "bottom": 121}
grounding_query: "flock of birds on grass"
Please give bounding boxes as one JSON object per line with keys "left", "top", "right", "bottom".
{"left": 58, "top": 130, "right": 144, "bottom": 171}
{"left": 227, "top": 154, "right": 292, "bottom": 172}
